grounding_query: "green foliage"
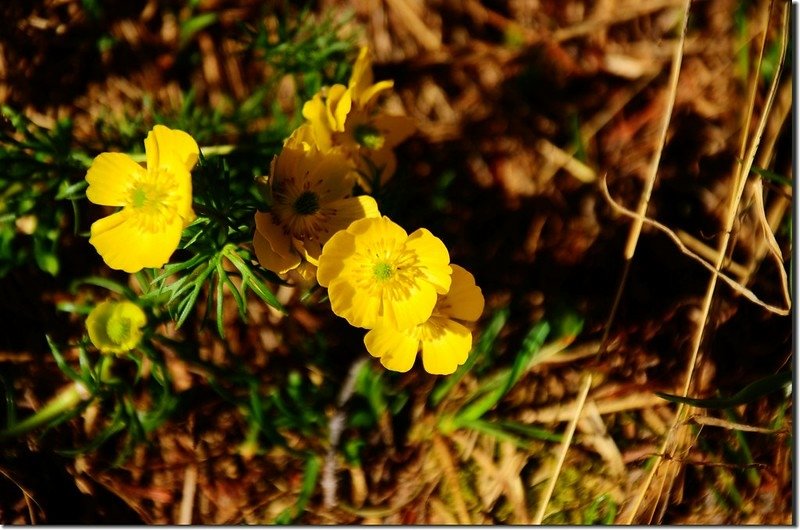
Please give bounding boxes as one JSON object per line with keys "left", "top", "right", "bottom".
{"left": 242, "top": 7, "right": 358, "bottom": 96}
{"left": 0, "top": 107, "right": 89, "bottom": 276}
{"left": 655, "top": 371, "right": 791, "bottom": 408}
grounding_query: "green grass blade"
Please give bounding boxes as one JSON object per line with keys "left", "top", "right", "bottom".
{"left": 655, "top": 371, "right": 791, "bottom": 409}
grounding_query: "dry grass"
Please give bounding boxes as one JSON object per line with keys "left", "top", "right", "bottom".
{"left": 0, "top": 0, "right": 792, "bottom": 524}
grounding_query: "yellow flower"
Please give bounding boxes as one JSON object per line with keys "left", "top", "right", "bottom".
{"left": 348, "top": 47, "right": 394, "bottom": 108}
{"left": 364, "top": 265, "right": 484, "bottom": 374}
{"left": 317, "top": 216, "right": 452, "bottom": 331}
{"left": 299, "top": 47, "right": 415, "bottom": 190}
{"left": 336, "top": 108, "right": 415, "bottom": 190}
{"left": 301, "top": 84, "right": 351, "bottom": 151}
{"left": 85, "top": 125, "right": 198, "bottom": 273}
{"left": 253, "top": 145, "right": 380, "bottom": 276}
{"left": 86, "top": 300, "right": 147, "bottom": 355}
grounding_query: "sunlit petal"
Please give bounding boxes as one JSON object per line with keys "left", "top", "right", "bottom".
{"left": 89, "top": 210, "right": 183, "bottom": 273}
{"left": 364, "top": 325, "right": 419, "bottom": 373}
{"left": 420, "top": 318, "right": 472, "bottom": 375}
{"left": 405, "top": 228, "right": 452, "bottom": 294}
{"left": 440, "top": 265, "right": 484, "bottom": 322}
{"left": 145, "top": 124, "right": 199, "bottom": 174}
{"left": 85, "top": 153, "right": 146, "bottom": 206}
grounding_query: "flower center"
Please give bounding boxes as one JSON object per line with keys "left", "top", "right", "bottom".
{"left": 293, "top": 190, "right": 320, "bottom": 216}
{"left": 132, "top": 188, "right": 148, "bottom": 208}
{"left": 354, "top": 124, "right": 385, "bottom": 150}
{"left": 372, "top": 261, "right": 394, "bottom": 281}
{"left": 125, "top": 169, "right": 183, "bottom": 232}
{"left": 106, "top": 316, "right": 132, "bottom": 344}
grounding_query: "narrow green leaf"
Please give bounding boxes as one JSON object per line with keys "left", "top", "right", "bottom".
{"left": 455, "top": 321, "right": 550, "bottom": 424}
{"left": 751, "top": 165, "right": 792, "bottom": 187}
{"left": 655, "top": 371, "right": 791, "bottom": 409}
{"left": 275, "top": 453, "right": 321, "bottom": 524}
{"left": 46, "top": 336, "right": 82, "bottom": 385}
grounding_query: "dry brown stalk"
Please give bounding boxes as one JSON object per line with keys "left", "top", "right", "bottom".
{"left": 688, "top": 414, "right": 782, "bottom": 434}
{"left": 553, "top": 0, "right": 687, "bottom": 42}
{"left": 531, "top": 374, "right": 592, "bottom": 524}
{"left": 675, "top": 229, "right": 749, "bottom": 278}
{"left": 622, "top": 0, "right": 790, "bottom": 522}
{"left": 384, "top": 0, "right": 441, "bottom": 51}
{"left": 431, "top": 434, "right": 471, "bottom": 524}
{"left": 518, "top": 391, "right": 664, "bottom": 424}
{"left": 600, "top": 178, "right": 790, "bottom": 315}
{"left": 178, "top": 464, "right": 198, "bottom": 525}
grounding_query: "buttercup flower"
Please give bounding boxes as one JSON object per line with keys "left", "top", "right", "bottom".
{"left": 316, "top": 216, "right": 452, "bottom": 331}
{"left": 85, "top": 125, "right": 198, "bottom": 273}
{"left": 253, "top": 144, "right": 380, "bottom": 277}
{"left": 364, "top": 265, "right": 484, "bottom": 374}
{"left": 86, "top": 300, "right": 147, "bottom": 355}
{"left": 300, "top": 47, "right": 415, "bottom": 190}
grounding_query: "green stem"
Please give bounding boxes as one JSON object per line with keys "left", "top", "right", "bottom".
{"left": 0, "top": 356, "right": 116, "bottom": 440}
{"left": 0, "top": 382, "right": 90, "bottom": 439}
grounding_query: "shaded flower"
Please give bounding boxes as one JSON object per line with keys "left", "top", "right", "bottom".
{"left": 317, "top": 216, "right": 452, "bottom": 331}
{"left": 85, "top": 125, "right": 198, "bottom": 273}
{"left": 364, "top": 265, "right": 484, "bottom": 374}
{"left": 86, "top": 300, "right": 147, "bottom": 355}
{"left": 253, "top": 144, "right": 380, "bottom": 277}
{"left": 300, "top": 47, "right": 415, "bottom": 190}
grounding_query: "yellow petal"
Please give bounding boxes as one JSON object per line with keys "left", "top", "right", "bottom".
{"left": 89, "top": 210, "right": 183, "bottom": 273}
{"left": 358, "top": 80, "right": 394, "bottom": 108}
{"left": 174, "top": 167, "right": 195, "bottom": 224}
{"left": 316, "top": 229, "right": 357, "bottom": 287}
{"left": 307, "top": 150, "right": 354, "bottom": 202}
{"left": 302, "top": 95, "right": 334, "bottom": 151}
{"left": 328, "top": 276, "right": 380, "bottom": 329}
{"left": 285, "top": 123, "right": 316, "bottom": 150}
{"left": 288, "top": 260, "right": 318, "bottom": 285}
{"left": 348, "top": 215, "right": 408, "bottom": 250}
{"left": 85, "top": 153, "right": 146, "bottom": 206}
{"left": 253, "top": 212, "right": 301, "bottom": 274}
{"left": 145, "top": 125, "right": 199, "bottom": 174}
{"left": 420, "top": 318, "right": 472, "bottom": 375}
{"left": 382, "top": 280, "right": 438, "bottom": 331}
{"left": 440, "top": 265, "right": 484, "bottom": 322}
{"left": 320, "top": 196, "right": 381, "bottom": 238}
{"left": 349, "top": 47, "right": 373, "bottom": 94}
{"left": 405, "top": 228, "right": 451, "bottom": 294}
{"left": 364, "top": 325, "right": 419, "bottom": 373}
{"left": 374, "top": 114, "right": 415, "bottom": 147}
{"left": 327, "top": 84, "right": 352, "bottom": 131}
{"left": 349, "top": 47, "right": 394, "bottom": 106}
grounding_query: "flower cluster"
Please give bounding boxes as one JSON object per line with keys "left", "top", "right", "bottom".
{"left": 317, "top": 216, "right": 484, "bottom": 375}
{"left": 253, "top": 46, "right": 414, "bottom": 280}
{"left": 82, "top": 47, "right": 483, "bottom": 375}
{"left": 251, "top": 47, "right": 483, "bottom": 374}
{"left": 294, "top": 47, "right": 415, "bottom": 191}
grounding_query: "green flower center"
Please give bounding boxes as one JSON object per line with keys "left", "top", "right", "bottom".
{"left": 354, "top": 124, "right": 385, "bottom": 150}
{"left": 293, "top": 191, "right": 320, "bottom": 216}
{"left": 106, "top": 316, "right": 132, "bottom": 344}
{"left": 132, "top": 188, "right": 148, "bottom": 208}
{"left": 372, "top": 262, "right": 393, "bottom": 281}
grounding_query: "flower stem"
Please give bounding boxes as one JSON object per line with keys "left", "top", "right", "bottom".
{"left": 0, "top": 355, "right": 115, "bottom": 440}
{"left": 0, "top": 382, "right": 91, "bottom": 440}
